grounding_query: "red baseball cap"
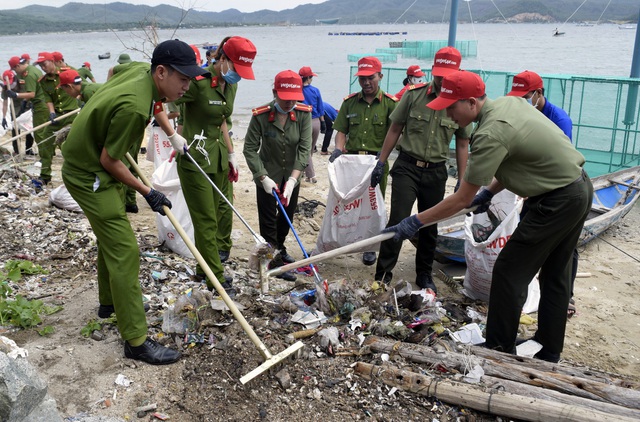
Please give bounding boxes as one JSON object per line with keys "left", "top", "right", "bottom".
{"left": 58, "top": 69, "right": 82, "bottom": 87}
{"left": 35, "top": 52, "right": 55, "bottom": 64}
{"left": 52, "top": 51, "right": 63, "bottom": 62}
{"left": 274, "top": 70, "right": 304, "bottom": 101}
{"left": 406, "top": 65, "right": 425, "bottom": 77}
{"left": 507, "top": 70, "right": 544, "bottom": 96}
{"left": 83, "top": 62, "right": 91, "bottom": 69}
{"left": 21, "top": 53, "right": 31, "bottom": 61}
{"left": 3, "top": 69, "right": 14, "bottom": 85}
{"left": 299, "top": 66, "right": 318, "bottom": 78}
{"left": 432, "top": 46, "right": 462, "bottom": 77}
{"left": 8, "top": 56, "right": 24, "bottom": 69}
{"left": 222, "top": 36, "right": 257, "bottom": 80}
{"left": 355, "top": 56, "right": 382, "bottom": 76}
{"left": 427, "top": 71, "right": 485, "bottom": 110}
{"left": 189, "top": 45, "right": 202, "bottom": 66}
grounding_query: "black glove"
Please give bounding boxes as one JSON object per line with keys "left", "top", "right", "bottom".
{"left": 1, "top": 118, "right": 6, "bottom": 130}
{"left": 328, "top": 149, "right": 342, "bottom": 163}
{"left": 370, "top": 161, "right": 385, "bottom": 188}
{"left": 454, "top": 179, "right": 461, "bottom": 193}
{"left": 144, "top": 188, "right": 172, "bottom": 215}
{"left": 6, "top": 90, "right": 17, "bottom": 99}
{"left": 469, "top": 189, "right": 494, "bottom": 215}
{"left": 382, "top": 214, "right": 423, "bottom": 242}
{"left": 49, "top": 112, "right": 58, "bottom": 126}
{"left": 320, "top": 120, "right": 326, "bottom": 134}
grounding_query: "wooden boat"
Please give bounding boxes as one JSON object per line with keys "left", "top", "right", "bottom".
{"left": 98, "top": 52, "right": 111, "bottom": 60}
{"left": 432, "top": 166, "right": 640, "bottom": 264}
{"left": 553, "top": 30, "right": 565, "bottom": 36}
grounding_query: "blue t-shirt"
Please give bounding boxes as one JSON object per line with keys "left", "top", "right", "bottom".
{"left": 323, "top": 102, "right": 337, "bottom": 121}
{"left": 302, "top": 84, "right": 324, "bottom": 119}
{"left": 542, "top": 98, "right": 573, "bottom": 142}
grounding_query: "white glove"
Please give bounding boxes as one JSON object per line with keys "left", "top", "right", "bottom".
{"left": 260, "top": 176, "right": 278, "bottom": 194}
{"left": 228, "top": 152, "right": 239, "bottom": 182}
{"left": 282, "top": 176, "right": 297, "bottom": 202}
{"left": 167, "top": 131, "right": 188, "bottom": 155}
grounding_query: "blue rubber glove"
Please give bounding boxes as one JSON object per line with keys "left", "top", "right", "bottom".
{"left": 469, "top": 189, "right": 494, "bottom": 214}
{"left": 49, "top": 112, "right": 58, "bottom": 126}
{"left": 328, "top": 149, "right": 342, "bottom": 163}
{"left": 144, "top": 188, "right": 172, "bottom": 215}
{"left": 370, "top": 161, "right": 385, "bottom": 188}
{"left": 382, "top": 214, "right": 423, "bottom": 242}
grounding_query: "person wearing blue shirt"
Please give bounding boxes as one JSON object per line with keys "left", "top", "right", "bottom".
{"left": 299, "top": 66, "right": 324, "bottom": 183}
{"left": 320, "top": 102, "right": 338, "bottom": 154}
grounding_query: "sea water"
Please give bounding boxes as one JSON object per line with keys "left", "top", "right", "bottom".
{"left": 0, "top": 23, "right": 636, "bottom": 132}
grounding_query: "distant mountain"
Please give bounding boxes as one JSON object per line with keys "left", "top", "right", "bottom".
{"left": 0, "top": 0, "right": 637, "bottom": 35}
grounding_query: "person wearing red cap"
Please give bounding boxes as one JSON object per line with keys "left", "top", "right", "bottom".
{"left": 372, "top": 47, "right": 471, "bottom": 291}
{"left": 1, "top": 68, "right": 29, "bottom": 155}
{"left": 298, "top": 65, "right": 325, "bottom": 184}
{"left": 21, "top": 53, "right": 31, "bottom": 65}
{"left": 385, "top": 70, "right": 593, "bottom": 363}
{"left": 35, "top": 51, "right": 79, "bottom": 184}
{"left": 77, "top": 62, "right": 96, "bottom": 83}
{"left": 57, "top": 69, "right": 102, "bottom": 104}
{"left": 169, "top": 36, "right": 257, "bottom": 292}
{"left": 243, "top": 70, "right": 313, "bottom": 282}
{"left": 394, "top": 64, "right": 426, "bottom": 100}
{"left": 61, "top": 39, "right": 208, "bottom": 365}
{"left": 331, "top": 56, "right": 398, "bottom": 266}
{"left": 507, "top": 70, "right": 573, "bottom": 141}
{"left": 8, "top": 55, "right": 47, "bottom": 159}
{"left": 51, "top": 51, "right": 73, "bottom": 70}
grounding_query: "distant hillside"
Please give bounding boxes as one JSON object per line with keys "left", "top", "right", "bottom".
{"left": 0, "top": 0, "right": 637, "bottom": 35}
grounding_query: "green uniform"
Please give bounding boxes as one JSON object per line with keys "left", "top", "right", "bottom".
{"left": 174, "top": 68, "right": 237, "bottom": 287}
{"left": 40, "top": 67, "right": 79, "bottom": 180}
{"left": 376, "top": 82, "right": 472, "bottom": 283}
{"left": 18, "top": 65, "right": 48, "bottom": 158}
{"left": 61, "top": 62, "right": 160, "bottom": 342}
{"left": 77, "top": 66, "right": 95, "bottom": 82}
{"left": 80, "top": 82, "right": 103, "bottom": 104}
{"left": 465, "top": 97, "right": 592, "bottom": 358}
{"left": 333, "top": 88, "right": 397, "bottom": 195}
{"left": 243, "top": 102, "right": 312, "bottom": 253}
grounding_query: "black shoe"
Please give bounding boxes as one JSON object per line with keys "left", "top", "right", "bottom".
{"left": 276, "top": 271, "right": 297, "bottom": 282}
{"left": 209, "top": 275, "right": 236, "bottom": 298}
{"left": 124, "top": 338, "right": 181, "bottom": 365}
{"left": 125, "top": 204, "right": 139, "bottom": 213}
{"left": 362, "top": 252, "right": 377, "bottom": 266}
{"left": 98, "top": 304, "right": 115, "bottom": 318}
{"left": 219, "top": 250, "right": 230, "bottom": 263}
{"left": 280, "top": 252, "right": 296, "bottom": 264}
{"left": 140, "top": 147, "right": 147, "bottom": 155}
{"left": 534, "top": 348, "right": 560, "bottom": 363}
{"left": 374, "top": 272, "right": 393, "bottom": 284}
{"left": 416, "top": 273, "right": 438, "bottom": 294}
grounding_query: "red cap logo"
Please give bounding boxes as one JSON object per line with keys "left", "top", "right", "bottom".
{"left": 427, "top": 71, "right": 485, "bottom": 110}
{"left": 355, "top": 56, "right": 382, "bottom": 76}
{"left": 507, "top": 70, "right": 544, "bottom": 96}
{"left": 274, "top": 70, "right": 304, "bottom": 101}
{"left": 432, "top": 46, "right": 462, "bottom": 77}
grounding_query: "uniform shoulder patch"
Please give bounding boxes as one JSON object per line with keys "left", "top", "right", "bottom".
{"left": 408, "top": 82, "right": 427, "bottom": 91}
{"left": 252, "top": 105, "right": 271, "bottom": 116}
{"left": 294, "top": 103, "right": 312, "bottom": 112}
{"left": 384, "top": 92, "right": 399, "bottom": 102}
{"left": 342, "top": 92, "right": 358, "bottom": 101}
{"left": 195, "top": 75, "right": 207, "bottom": 81}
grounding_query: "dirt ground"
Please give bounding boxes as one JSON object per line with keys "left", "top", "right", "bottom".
{"left": 1, "top": 132, "right": 639, "bottom": 421}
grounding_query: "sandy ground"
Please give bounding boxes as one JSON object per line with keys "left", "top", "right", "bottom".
{"left": 1, "top": 130, "right": 639, "bottom": 420}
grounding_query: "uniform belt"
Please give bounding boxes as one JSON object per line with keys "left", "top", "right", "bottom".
{"left": 347, "top": 150, "right": 378, "bottom": 156}
{"left": 398, "top": 151, "right": 445, "bottom": 168}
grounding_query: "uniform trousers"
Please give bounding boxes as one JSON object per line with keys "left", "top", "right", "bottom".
{"left": 40, "top": 112, "right": 76, "bottom": 180}
{"left": 256, "top": 179, "right": 300, "bottom": 254}
{"left": 217, "top": 176, "right": 233, "bottom": 253}
{"left": 304, "top": 118, "right": 320, "bottom": 179}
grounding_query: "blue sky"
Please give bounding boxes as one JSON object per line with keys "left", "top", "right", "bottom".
{"left": 0, "top": 0, "right": 326, "bottom": 13}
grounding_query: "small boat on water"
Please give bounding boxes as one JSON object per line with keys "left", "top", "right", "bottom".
{"left": 316, "top": 18, "right": 340, "bottom": 25}
{"left": 432, "top": 166, "right": 640, "bottom": 264}
{"left": 98, "top": 52, "right": 111, "bottom": 60}
{"left": 619, "top": 24, "right": 637, "bottom": 30}
{"left": 553, "top": 30, "right": 565, "bottom": 37}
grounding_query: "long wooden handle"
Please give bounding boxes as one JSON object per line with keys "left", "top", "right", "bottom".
{"left": 0, "top": 108, "right": 80, "bottom": 148}
{"left": 125, "top": 152, "right": 273, "bottom": 360}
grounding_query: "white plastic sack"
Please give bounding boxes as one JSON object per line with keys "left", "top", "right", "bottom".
{"left": 151, "top": 158, "right": 194, "bottom": 258}
{"left": 146, "top": 125, "right": 174, "bottom": 167}
{"left": 462, "top": 190, "right": 540, "bottom": 314}
{"left": 314, "top": 154, "right": 387, "bottom": 254}
{"left": 49, "top": 184, "right": 82, "bottom": 212}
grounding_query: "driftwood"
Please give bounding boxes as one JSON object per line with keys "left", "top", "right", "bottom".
{"left": 363, "top": 336, "right": 640, "bottom": 410}
{"left": 354, "top": 362, "right": 639, "bottom": 422}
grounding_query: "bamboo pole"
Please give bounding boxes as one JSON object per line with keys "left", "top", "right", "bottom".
{"left": 0, "top": 108, "right": 80, "bottom": 149}
{"left": 354, "top": 362, "right": 639, "bottom": 422}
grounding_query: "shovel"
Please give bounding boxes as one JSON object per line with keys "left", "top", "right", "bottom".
{"left": 125, "top": 152, "right": 303, "bottom": 384}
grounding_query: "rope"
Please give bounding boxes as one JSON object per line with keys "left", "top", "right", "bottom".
{"left": 596, "top": 0, "right": 613, "bottom": 25}
{"left": 587, "top": 228, "right": 640, "bottom": 262}
{"left": 393, "top": 0, "right": 418, "bottom": 25}
{"left": 465, "top": 0, "right": 484, "bottom": 73}
{"left": 560, "top": 0, "right": 589, "bottom": 29}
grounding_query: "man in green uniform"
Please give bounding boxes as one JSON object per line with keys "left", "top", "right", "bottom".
{"left": 330, "top": 56, "right": 398, "bottom": 266}
{"left": 8, "top": 56, "right": 48, "bottom": 161}
{"left": 2, "top": 68, "right": 34, "bottom": 156}
{"left": 58, "top": 69, "right": 103, "bottom": 105}
{"left": 385, "top": 70, "right": 593, "bottom": 363}
{"left": 372, "top": 47, "right": 471, "bottom": 291}
{"left": 77, "top": 62, "right": 96, "bottom": 83}
{"left": 61, "top": 39, "right": 208, "bottom": 365}
{"left": 35, "top": 52, "right": 79, "bottom": 184}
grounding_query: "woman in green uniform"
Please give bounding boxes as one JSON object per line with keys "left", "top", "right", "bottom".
{"left": 243, "top": 70, "right": 313, "bottom": 282}
{"left": 173, "top": 36, "right": 257, "bottom": 294}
